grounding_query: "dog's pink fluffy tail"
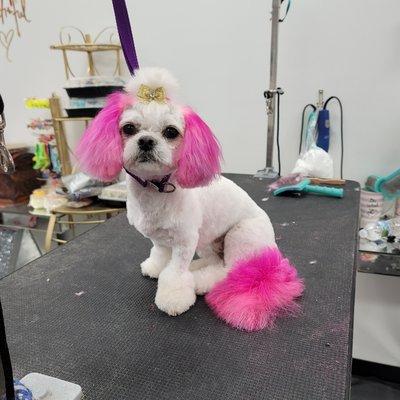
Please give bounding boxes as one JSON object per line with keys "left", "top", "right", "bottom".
{"left": 205, "top": 247, "right": 304, "bottom": 331}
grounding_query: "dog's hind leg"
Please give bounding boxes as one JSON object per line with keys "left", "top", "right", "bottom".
{"left": 189, "top": 247, "right": 221, "bottom": 272}
{"left": 205, "top": 216, "right": 303, "bottom": 331}
{"left": 192, "top": 216, "right": 275, "bottom": 295}
{"left": 192, "top": 262, "right": 227, "bottom": 294}
{"left": 223, "top": 215, "right": 276, "bottom": 267}
{"left": 189, "top": 257, "right": 213, "bottom": 271}
{"left": 191, "top": 241, "right": 226, "bottom": 293}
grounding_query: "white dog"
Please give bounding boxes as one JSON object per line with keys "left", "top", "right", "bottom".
{"left": 77, "top": 67, "right": 303, "bottom": 331}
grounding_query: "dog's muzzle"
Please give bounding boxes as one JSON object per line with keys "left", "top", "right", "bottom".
{"left": 138, "top": 136, "right": 156, "bottom": 152}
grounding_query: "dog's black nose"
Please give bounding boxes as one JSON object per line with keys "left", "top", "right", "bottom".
{"left": 138, "top": 136, "right": 155, "bottom": 151}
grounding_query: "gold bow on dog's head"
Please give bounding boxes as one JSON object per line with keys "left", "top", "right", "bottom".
{"left": 137, "top": 84, "right": 167, "bottom": 104}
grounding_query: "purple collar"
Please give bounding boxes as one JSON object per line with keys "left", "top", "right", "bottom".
{"left": 124, "top": 167, "right": 176, "bottom": 193}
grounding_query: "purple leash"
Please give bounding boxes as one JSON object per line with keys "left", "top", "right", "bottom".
{"left": 112, "top": 3, "right": 177, "bottom": 194}
{"left": 112, "top": 0, "right": 139, "bottom": 75}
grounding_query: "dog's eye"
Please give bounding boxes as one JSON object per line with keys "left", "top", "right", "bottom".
{"left": 121, "top": 123, "right": 137, "bottom": 136}
{"left": 163, "top": 126, "right": 180, "bottom": 139}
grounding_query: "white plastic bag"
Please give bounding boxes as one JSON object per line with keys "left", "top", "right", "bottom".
{"left": 62, "top": 172, "right": 100, "bottom": 194}
{"left": 292, "top": 145, "right": 334, "bottom": 179}
{"left": 293, "top": 108, "right": 334, "bottom": 179}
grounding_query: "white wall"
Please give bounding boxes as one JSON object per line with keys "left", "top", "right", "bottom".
{"left": 1, "top": 0, "right": 400, "bottom": 367}
{"left": 353, "top": 272, "right": 400, "bottom": 367}
{"left": 1, "top": 0, "right": 399, "bottom": 183}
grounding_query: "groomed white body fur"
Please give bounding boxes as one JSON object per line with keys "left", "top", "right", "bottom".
{"left": 121, "top": 68, "right": 277, "bottom": 316}
{"left": 127, "top": 175, "right": 276, "bottom": 316}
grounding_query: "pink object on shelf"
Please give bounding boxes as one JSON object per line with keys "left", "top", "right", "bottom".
{"left": 267, "top": 173, "right": 303, "bottom": 191}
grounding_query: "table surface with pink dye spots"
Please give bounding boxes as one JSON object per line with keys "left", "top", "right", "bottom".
{"left": 0, "top": 174, "right": 360, "bottom": 400}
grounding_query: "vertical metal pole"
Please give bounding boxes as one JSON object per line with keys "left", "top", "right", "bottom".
{"left": 255, "top": 0, "right": 281, "bottom": 179}
{"left": 265, "top": 0, "right": 280, "bottom": 170}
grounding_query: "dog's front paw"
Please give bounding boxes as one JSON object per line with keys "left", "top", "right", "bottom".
{"left": 155, "top": 269, "right": 196, "bottom": 316}
{"left": 141, "top": 257, "right": 165, "bottom": 278}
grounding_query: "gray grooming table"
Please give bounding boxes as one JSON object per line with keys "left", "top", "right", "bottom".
{"left": 0, "top": 174, "right": 360, "bottom": 400}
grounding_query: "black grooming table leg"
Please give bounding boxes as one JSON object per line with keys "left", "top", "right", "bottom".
{"left": 0, "top": 174, "right": 360, "bottom": 400}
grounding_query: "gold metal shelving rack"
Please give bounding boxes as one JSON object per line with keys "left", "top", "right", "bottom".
{"left": 49, "top": 28, "right": 122, "bottom": 175}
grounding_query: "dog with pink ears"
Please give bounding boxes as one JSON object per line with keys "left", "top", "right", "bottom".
{"left": 76, "top": 67, "right": 303, "bottom": 331}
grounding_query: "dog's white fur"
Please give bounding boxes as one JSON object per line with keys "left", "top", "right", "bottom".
{"left": 123, "top": 68, "right": 276, "bottom": 316}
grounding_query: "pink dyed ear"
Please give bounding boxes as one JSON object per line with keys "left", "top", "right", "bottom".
{"left": 75, "top": 92, "right": 133, "bottom": 181}
{"left": 176, "top": 107, "right": 222, "bottom": 188}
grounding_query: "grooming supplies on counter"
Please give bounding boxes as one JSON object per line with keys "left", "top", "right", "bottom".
{"left": 359, "top": 217, "right": 400, "bottom": 253}
{"left": 66, "top": 198, "right": 93, "bottom": 208}
{"left": 298, "top": 91, "right": 344, "bottom": 178}
{"left": 59, "top": 172, "right": 106, "bottom": 202}
{"left": 64, "top": 76, "right": 125, "bottom": 97}
{"left": 29, "top": 189, "right": 47, "bottom": 210}
{"left": 42, "top": 191, "right": 69, "bottom": 213}
{"left": 98, "top": 181, "right": 127, "bottom": 202}
{"left": 65, "top": 108, "right": 100, "bottom": 118}
{"left": 66, "top": 95, "right": 107, "bottom": 117}
{"left": 61, "top": 172, "right": 101, "bottom": 194}
{"left": 33, "top": 143, "right": 51, "bottom": 170}
{"left": 316, "top": 108, "right": 330, "bottom": 152}
{"left": 360, "top": 189, "right": 383, "bottom": 228}
{"left": 25, "top": 100, "right": 61, "bottom": 177}
{"left": 47, "top": 29, "right": 125, "bottom": 173}
{"left": 365, "top": 168, "right": 400, "bottom": 200}
{"left": 362, "top": 168, "right": 400, "bottom": 228}
{"left": 268, "top": 173, "right": 303, "bottom": 191}
{"left": 309, "top": 177, "right": 345, "bottom": 186}
{"left": 292, "top": 146, "right": 334, "bottom": 179}
{"left": 51, "top": 29, "right": 125, "bottom": 117}
{"left": 27, "top": 119, "right": 54, "bottom": 136}
{"left": 24, "top": 98, "right": 50, "bottom": 109}
{"left": 64, "top": 76, "right": 125, "bottom": 118}
{"left": 273, "top": 179, "right": 344, "bottom": 198}
{"left": 29, "top": 184, "right": 69, "bottom": 213}
{"left": 359, "top": 219, "right": 400, "bottom": 242}
{"left": 69, "top": 97, "right": 106, "bottom": 108}
{"left": 268, "top": 173, "right": 345, "bottom": 192}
